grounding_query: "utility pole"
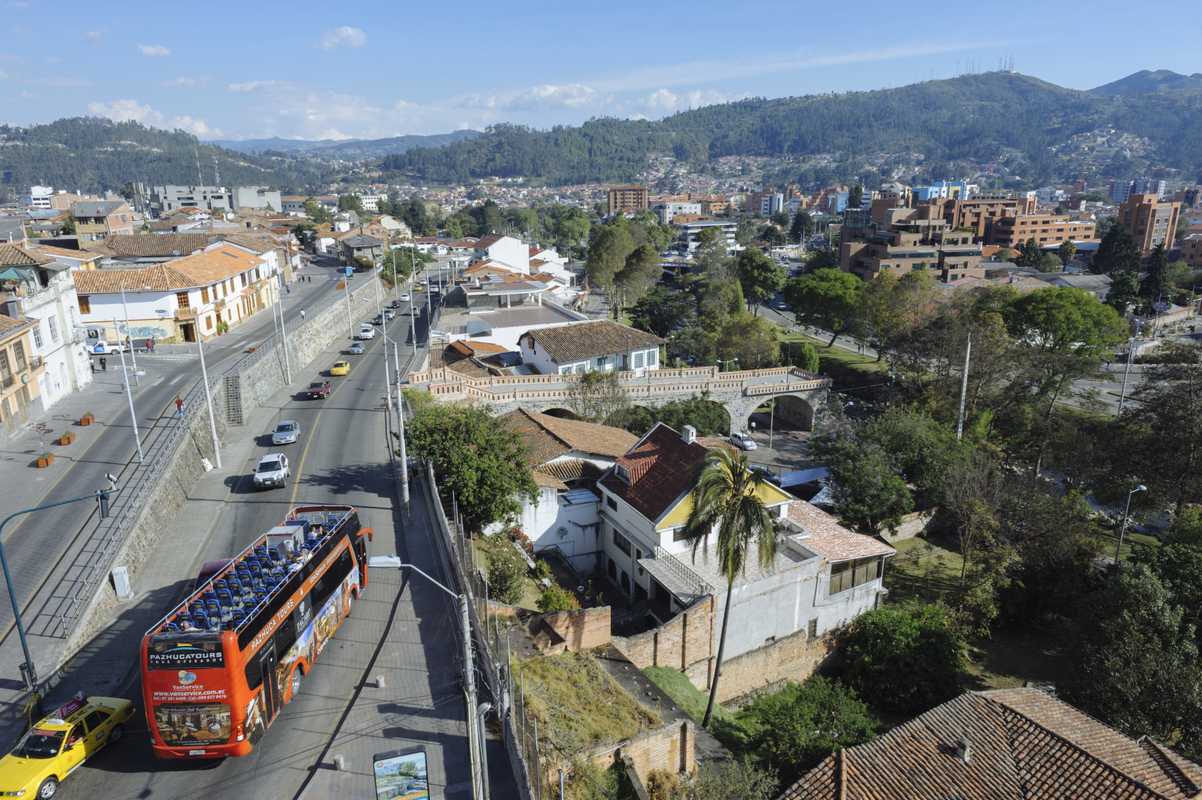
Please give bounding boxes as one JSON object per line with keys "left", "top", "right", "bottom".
{"left": 396, "top": 351, "right": 409, "bottom": 507}
{"left": 275, "top": 271, "right": 292, "bottom": 383}
{"left": 955, "top": 331, "right": 971, "bottom": 441}
{"left": 343, "top": 270, "right": 354, "bottom": 337}
{"left": 197, "top": 314, "right": 222, "bottom": 469}
{"left": 1118, "top": 337, "right": 1136, "bottom": 415}
{"left": 114, "top": 334, "right": 144, "bottom": 462}
{"left": 118, "top": 283, "right": 139, "bottom": 385}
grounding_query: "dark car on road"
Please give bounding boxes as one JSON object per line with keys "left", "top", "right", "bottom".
{"left": 306, "top": 380, "right": 332, "bottom": 399}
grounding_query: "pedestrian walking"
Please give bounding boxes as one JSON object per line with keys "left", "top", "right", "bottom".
{"left": 89, "top": 360, "right": 95, "bottom": 375}
{"left": 175, "top": 395, "right": 184, "bottom": 417}
{"left": 300, "top": 309, "right": 306, "bottom": 320}
{"left": 99, "top": 356, "right": 107, "bottom": 372}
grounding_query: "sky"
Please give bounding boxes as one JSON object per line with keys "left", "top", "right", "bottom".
{"left": 1, "top": 0, "right": 1200, "bottom": 142}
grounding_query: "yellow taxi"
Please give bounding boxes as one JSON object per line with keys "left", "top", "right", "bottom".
{"left": 329, "top": 360, "right": 351, "bottom": 377}
{"left": 0, "top": 693, "right": 135, "bottom": 798}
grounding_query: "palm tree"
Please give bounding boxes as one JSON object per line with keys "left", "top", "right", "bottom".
{"left": 683, "top": 447, "right": 778, "bottom": 728}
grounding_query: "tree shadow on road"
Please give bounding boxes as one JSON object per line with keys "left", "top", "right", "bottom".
{"left": 297, "top": 462, "right": 396, "bottom": 501}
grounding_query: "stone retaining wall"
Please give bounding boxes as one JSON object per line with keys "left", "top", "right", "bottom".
{"left": 612, "top": 597, "right": 714, "bottom": 682}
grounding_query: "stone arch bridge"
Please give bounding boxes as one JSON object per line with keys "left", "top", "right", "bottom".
{"left": 406, "top": 365, "right": 831, "bottom": 432}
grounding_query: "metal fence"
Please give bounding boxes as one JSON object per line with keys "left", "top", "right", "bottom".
{"left": 423, "top": 463, "right": 545, "bottom": 800}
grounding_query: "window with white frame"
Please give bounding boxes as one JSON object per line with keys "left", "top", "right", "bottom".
{"left": 648, "top": 348, "right": 658, "bottom": 367}
{"left": 31, "top": 324, "right": 43, "bottom": 350}
{"left": 47, "top": 317, "right": 58, "bottom": 344}
{"left": 632, "top": 351, "right": 645, "bottom": 369}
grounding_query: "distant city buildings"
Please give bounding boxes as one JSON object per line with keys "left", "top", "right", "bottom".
{"left": 840, "top": 219, "right": 984, "bottom": 282}
{"left": 232, "top": 186, "right": 282, "bottom": 213}
{"left": 988, "top": 213, "right": 1096, "bottom": 250}
{"left": 912, "top": 180, "right": 974, "bottom": 202}
{"left": 1118, "top": 192, "right": 1181, "bottom": 253}
{"left": 606, "top": 184, "right": 649, "bottom": 216}
{"left": 70, "top": 200, "right": 134, "bottom": 242}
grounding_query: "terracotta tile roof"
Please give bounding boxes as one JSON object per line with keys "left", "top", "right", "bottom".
{"left": 28, "top": 243, "right": 101, "bottom": 262}
{"left": 501, "top": 408, "right": 637, "bottom": 468}
{"left": 600, "top": 423, "right": 710, "bottom": 523}
{"left": 0, "top": 313, "right": 33, "bottom": 341}
{"left": 100, "top": 233, "right": 212, "bottom": 259}
{"left": 217, "top": 233, "right": 277, "bottom": 254}
{"left": 784, "top": 501, "right": 895, "bottom": 562}
{"left": 73, "top": 244, "right": 260, "bottom": 294}
{"left": 0, "top": 243, "right": 54, "bottom": 267}
{"left": 778, "top": 688, "right": 1202, "bottom": 800}
{"left": 519, "top": 321, "right": 663, "bottom": 365}
{"left": 475, "top": 234, "right": 504, "bottom": 249}
{"left": 449, "top": 339, "right": 509, "bottom": 357}
{"left": 537, "top": 458, "right": 604, "bottom": 485}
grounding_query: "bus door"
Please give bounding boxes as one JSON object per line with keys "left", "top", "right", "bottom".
{"left": 260, "top": 645, "right": 281, "bottom": 722}
{"left": 355, "top": 533, "right": 368, "bottom": 586}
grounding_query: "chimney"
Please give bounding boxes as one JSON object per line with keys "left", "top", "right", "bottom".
{"left": 682, "top": 425, "right": 697, "bottom": 444}
{"left": 955, "top": 736, "right": 972, "bottom": 764}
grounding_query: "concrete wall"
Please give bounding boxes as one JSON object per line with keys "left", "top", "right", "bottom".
{"left": 711, "top": 629, "right": 834, "bottom": 704}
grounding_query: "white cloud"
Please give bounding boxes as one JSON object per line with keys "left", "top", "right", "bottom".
{"left": 163, "top": 76, "right": 206, "bottom": 88}
{"left": 501, "top": 83, "right": 598, "bottom": 111}
{"left": 643, "top": 87, "right": 735, "bottom": 115}
{"left": 0, "top": 70, "right": 7, "bottom": 80}
{"left": 83, "top": 30, "right": 102, "bottom": 42}
{"left": 320, "top": 26, "right": 366, "bottom": 50}
{"left": 227, "top": 80, "right": 283, "bottom": 93}
{"left": 86, "top": 99, "right": 223, "bottom": 138}
{"left": 138, "top": 44, "right": 170, "bottom": 57}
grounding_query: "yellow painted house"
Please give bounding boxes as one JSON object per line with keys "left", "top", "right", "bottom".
{"left": 596, "top": 422, "right": 893, "bottom": 657}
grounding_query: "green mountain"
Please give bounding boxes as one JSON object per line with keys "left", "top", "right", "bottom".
{"left": 1091, "top": 69, "right": 1202, "bottom": 97}
{"left": 0, "top": 117, "right": 331, "bottom": 194}
{"left": 382, "top": 71, "right": 1202, "bottom": 186}
{"left": 211, "top": 130, "right": 480, "bottom": 160}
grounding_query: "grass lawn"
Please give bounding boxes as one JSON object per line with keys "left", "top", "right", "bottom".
{"left": 780, "top": 331, "right": 887, "bottom": 387}
{"left": 470, "top": 535, "right": 543, "bottom": 610}
{"left": 643, "top": 667, "right": 737, "bottom": 726}
{"left": 884, "top": 536, "right": 965, "bottom": 605}
{"left": 518, "top": 652, "right": 660, "bottom": 761}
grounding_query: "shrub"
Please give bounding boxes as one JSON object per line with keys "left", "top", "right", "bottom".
{"left": 534, "top": 559, "right": 554, "bottom": 582}
{"left": 537, "top": 585, "right": 580, "bottom": 613}
{"left": 487, "top": 540, "right": 527, "bottom": 605}
{"left": 841, "top": 603, "right": 965, "bottom": 715}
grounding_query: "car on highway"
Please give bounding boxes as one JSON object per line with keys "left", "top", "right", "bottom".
{"left": 0, "top": 693, "right": 135, "bottom": 799}
{"left": 371, "top": 314, "right": 385, "bottom": 325}
{"left": 347, "top": 342, "right": 365, "bottom": 355}
{"left": 356, "top": 325, "right": 376, "bottom": 340}
{"left": 383, "top": 309, "right": 396, "bottom": 320}
{"left": 730, "top": 431, "right": 758, "bottom": 451}
{"left": 271, "top": 420, "right": 300, "bottom": 445}
{"left": 88, "top": 341, "right": 126, "bottom": 355}
{"left": 398, "top": 292, "right": 411, "bottom": 302}
{"left": 252, "top": 453, "right": 290, "bottom": 490}
{"left": 306, "top": 380, "right": 332, "bottom": 398}
{"left": 329, "top": 361, "right": 350, "bottom": 376}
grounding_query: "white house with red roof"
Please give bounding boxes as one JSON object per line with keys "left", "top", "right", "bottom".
{"left": 474, "top": 234, "right": 530, "bottom": 274}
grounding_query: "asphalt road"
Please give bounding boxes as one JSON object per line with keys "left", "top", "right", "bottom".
{"left": 0, "top": 264, "right": 357, "bottom": 662}
{"left": 54, "top": 287, "right": 486, "bottom": 798}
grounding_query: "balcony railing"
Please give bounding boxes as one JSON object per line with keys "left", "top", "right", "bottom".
{"left": 175, "top": 307, "right": 198, "bottom": 320}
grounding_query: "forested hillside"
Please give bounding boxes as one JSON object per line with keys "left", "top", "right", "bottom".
{"left": 383, "top": 72, "right": 1202, "bottom": 186}
{"left": 0, "top": 118, "right": 330, "bottom": 194}
{"left": 212, "top": 130, "right": 480, "bottom": 160}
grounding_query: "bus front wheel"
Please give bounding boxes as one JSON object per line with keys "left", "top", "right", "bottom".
{"left": 290, "top": 668, "right": 303, "bottom": 699}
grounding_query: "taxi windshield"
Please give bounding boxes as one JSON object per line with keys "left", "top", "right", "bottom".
{"left": 13, "top": 728, "right": 65, "bottom": 758}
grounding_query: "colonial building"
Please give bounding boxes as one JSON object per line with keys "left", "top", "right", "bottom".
{"left": 518, "top": 320, "right": 663, "bottom": 375}
{"left": 70, "top": 200, "right": 134, "bottom": 242}
{"left": 0, "top": 314, "right": 43, "bottom": 432}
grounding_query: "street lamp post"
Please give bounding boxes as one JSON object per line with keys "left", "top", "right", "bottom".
{"left": 1114, "top": 484, "right": 1147, "bottom": 567}
{"left": 196, "top": 308, "right": 222, "bottom": 469}
{"left": 367, "top": 558, "right": 481, "bottom": 800}
{"left": 274, "top": 272, "right": 292, "bottom": 384}
{"left": 1, "top": 485, "right": 116, "bottom": 690}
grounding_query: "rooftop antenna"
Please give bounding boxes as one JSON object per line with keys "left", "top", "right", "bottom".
{"left": 194, "top": 145, "right": 203, "bottom": 187}
{"left": 213, "top": 155, "right": 221, "bottom": 188}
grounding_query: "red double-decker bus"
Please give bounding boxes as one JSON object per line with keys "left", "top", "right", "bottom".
{"left": 140, "top": 505, "right": 371, "bottom": 758}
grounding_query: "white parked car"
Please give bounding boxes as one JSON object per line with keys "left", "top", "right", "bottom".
{"left": 253, "top": 453, "right": 290, "bottom": 489}
{"left": 730, "top": 432, "right": 758, "bottom": 451}
{"left": 356, "top": 325, "right": 376, "bottom": 340}
{"left": 271, "top": 420, "right": 300, "bottom": 445}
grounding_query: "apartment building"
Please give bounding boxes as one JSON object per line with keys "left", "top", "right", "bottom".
{"left": 655, "top": 201, "right": 702, "bottom": 225}
{"left": 73, "top": 243, "right": 277, "bottom": 343}
{"left": 607, "top": 184, "right": 649, "bottom": 216}
{"left": 0, "top": 244, "right": 92, "bottom": 409}
{"left": 747, "top": 191, "right": 785, "bottom": 217}
{"left": 677, "top": 220, "right": 739, "bottom": 253}
{"left": 988, "top": 214, "right": 1097, "bottom": 249}
{"left": 28, "top": 186, "right": 53, "bottom": 210}
{"left": 150, "top": 185, "right": 234, "bottom": 217}
{"left": 1119, "top": 193, "right": 1181, "bottom": 254}
{"left": 841, "top": 219, "right": 984, "bottom": 282}
{"left": 1183, "top": 234, "right": 1202, "bottom": 268}
{"left": 70, "top": 201, "right": 134, "bottom": 242}
{"left": 232, "top": 186, "right": 282, "bottom": 213}
{"left": 0, "top": 314, "right": 42, "bottom": 433}
{"left": 936, "top": 193, "right": 1036, "bottom": 239}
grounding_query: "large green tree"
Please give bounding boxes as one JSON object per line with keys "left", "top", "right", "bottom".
{"left": 1091, "top": 223, "right": 1141, "bottom": 275}
{"left": 407, "top": 404, "right": 536, "bottom": 533}
{"left": 789, "top": 210, "right": 813, "bottom": 243}
{"left": 784, "top": 268, "right": 863, "bottom": 346}
{"left": 813, "top": 435, "right": 913, "bottom": 537}
{"left": 683, "top": 449, "right": 778, "bottom": 728}
{"left": 630, "top": 286, "right": 697, "bottom": 338}
{"left": 841, "top": 603, "right": 965, "bottom": 715}
{"left": 1140, "top": 243, "right": 1169, "bottom": 301}
{"left": 1062, "top": 565, "right": 1202, "bottom": 759}
{"left": 585, "top": 220, "right": 634, "bottom": 290}
{"left": 612, "top": 244, "right": 661, "bottom": 317}
{"left": 735, "top": 248, "right": 786, "bottom": 313}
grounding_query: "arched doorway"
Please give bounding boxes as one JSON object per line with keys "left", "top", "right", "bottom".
{"left": 541, "top": 407, "right": 581, "bottom": 420}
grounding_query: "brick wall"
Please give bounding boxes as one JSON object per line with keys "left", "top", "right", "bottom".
{"left": 711, "top": 628, "right": 835, "bottom": 703}
{"left": 556, "top": 720, "right": 695, "bottom": 787}
{"left": 537, "top": 606, "right": 611, "bottom": 653}
{"left": 612, "top": 596, "right": 714, "bottom": 687}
